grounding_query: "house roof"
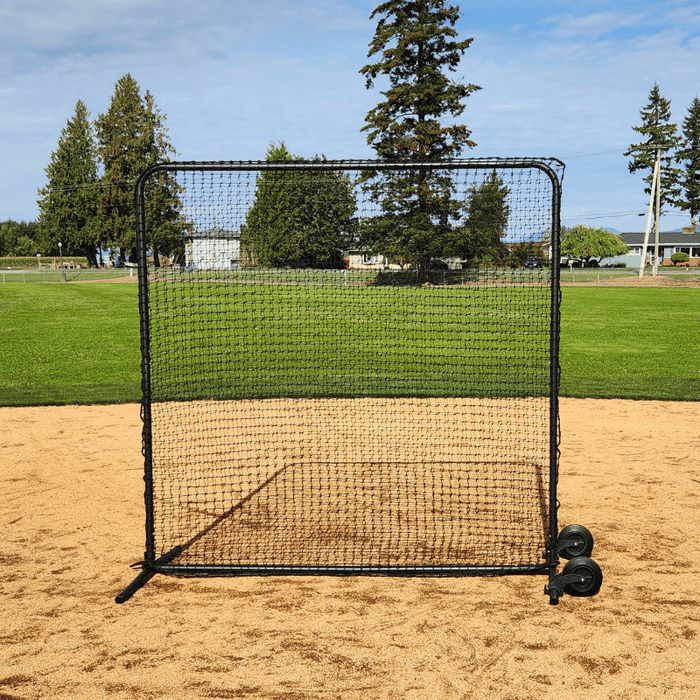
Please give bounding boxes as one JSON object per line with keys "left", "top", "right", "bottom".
{"left": 617, "top": 231, "right": 700, "bottom": 245}
{"left": 187, "top": 226, "right": 240, "bottom": 240}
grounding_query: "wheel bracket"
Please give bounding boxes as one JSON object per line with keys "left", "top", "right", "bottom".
{"left": 555, "top": 537, "right": 579, "bottom": 554}
{"left": 545, "top": 572, "right": 587, "bottom": 605}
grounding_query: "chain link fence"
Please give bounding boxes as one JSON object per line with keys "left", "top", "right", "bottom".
{"left": 3, "top": 265, "right": 699, "bottom": 286}
{"left": 1, "top": 267, "right": 138, "bottom": 283}
{"left": 560, "top": 266, "right": 700, "bottom": 286}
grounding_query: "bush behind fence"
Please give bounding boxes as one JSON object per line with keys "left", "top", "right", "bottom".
{"left": 0, "top": 256, "right": 89, "bottom": 269}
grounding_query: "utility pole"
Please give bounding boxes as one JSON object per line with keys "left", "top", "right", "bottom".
{"left": 639, "top": 149, "right": 661, "bottom": 280}
{"left": 652, "top": 149, "right": 661, "bottom": 277}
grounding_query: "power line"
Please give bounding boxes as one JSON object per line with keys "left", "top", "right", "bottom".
{"left": 563, "top": 145, "right": 677, "bottom": 160}
{"left": 563, "top": 149, "right": 626, "bottom": 159}
{"left": 562, "top": 211, "right": 643, "bottom": 221}
{"left": 562, "top": 210, "right": 689, "bottom": 221}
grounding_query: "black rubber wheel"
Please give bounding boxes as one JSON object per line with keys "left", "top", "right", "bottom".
{"left": 561, "top": 556, "right": 603, "bottom": 597}
{"left": 558, "top": 524, "right": 594, "bottom": 559}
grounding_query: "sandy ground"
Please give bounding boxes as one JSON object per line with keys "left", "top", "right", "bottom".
{"left": 147, "top": 397, "right": 552, "bottom": 570}
{"left": 1, "top": 398, "right": 699, "bottom": 699}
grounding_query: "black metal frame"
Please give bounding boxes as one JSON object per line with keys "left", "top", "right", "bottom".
{"left": 117, "top": 158, "right": 588, "bottom": 605}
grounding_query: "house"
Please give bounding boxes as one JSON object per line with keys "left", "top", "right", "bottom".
{"left": 605, "top": 227, "right": 700, "bottom": 267}
{"left": 344, "top": 249, "right": 472, "bottom": 270}
{"left": 186, "top": 226, "right": 240, "bottom": 270}
{"left": 344, "top": 249, "right": 403, "bottom": 270}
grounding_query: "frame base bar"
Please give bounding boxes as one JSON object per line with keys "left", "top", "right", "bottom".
{"left": 115, "top": 546, "right": 183, "bottom": 604}
{"left": 115, "top": 568, "right": 157, "bottom": 604}
{"left": 116, "top": 556, "right": 554, "bottom": 603}
{"left": 153, "top": 563, "right": 550, "bottom": 577}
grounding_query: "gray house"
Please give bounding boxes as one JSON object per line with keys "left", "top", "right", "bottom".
{"left": 186, "top": 226, "right": 240, "bottom": 270}
{"left": 604, "top": 227, "right": 700, "bottom": 267}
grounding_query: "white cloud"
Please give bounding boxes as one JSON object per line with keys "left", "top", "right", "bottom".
{"left": 542, "top": 11, "right": 648, "bottom": 40}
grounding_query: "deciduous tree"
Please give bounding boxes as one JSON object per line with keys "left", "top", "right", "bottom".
{"left": 561, "top": 225, "right": 628, "bottom": 266}
{"left": 0, "top": 219, "right": 43, "bottom": 257}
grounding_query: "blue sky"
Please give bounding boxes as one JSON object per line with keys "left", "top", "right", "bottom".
{"left": 1, "top": 0, "right": 699, "bottom": 232}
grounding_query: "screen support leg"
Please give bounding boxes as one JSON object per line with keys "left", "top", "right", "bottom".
{"left": 115, "top": 546, "right": 182, "bottom": 604}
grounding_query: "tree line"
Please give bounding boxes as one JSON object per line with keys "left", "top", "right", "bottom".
{"left": 32, "top": 3, "right": 698, "bottom": 272}
{"left": 0, "top": 219, "right": 41, "bottom": 258}
{"left": 35, "top": 74, "right": 186, "bottom": 268}
{"left": 240, "top": 143, "right": 512, "bottom": 269}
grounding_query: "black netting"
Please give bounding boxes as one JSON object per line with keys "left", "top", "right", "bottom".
{"left": 136, "top": 159, "right": 563, "bottom": 575}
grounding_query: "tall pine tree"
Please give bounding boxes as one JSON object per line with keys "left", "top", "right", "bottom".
{"left": 94, "top": 74, "right": 185, "bottom": 265}
{"left": 37, "top": 100, "right": 100, "bottom": 266}
{"left": 359, "top": 0, "right": 481, "bottom": 269}
{"left": 624, "top": 83, "right": 681, "bottom": 225}
{"left": 674, "top": 96, "right": 700, "bottom": 227}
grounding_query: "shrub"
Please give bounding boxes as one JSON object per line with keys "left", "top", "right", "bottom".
{"left": 0, "top": 256, "right": 88, "bottom": 269}
{"left": 671, "top": 252, "right": 690, "bottom": 266}
{"left": 0, "top": 256, "right": 43, "bottom": 269}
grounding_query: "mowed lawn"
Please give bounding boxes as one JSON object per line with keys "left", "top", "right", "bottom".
{"left": 0, "top": 280, "right": 697, "bottom": 405}
{"left": 0, "top": 283, "right": 141, "bottom": 406}
{"left": 146, "top": 275, "right": 552, "bottom": 402}
{"left": 560, "top": 286, "right": 699, "bottom": 400}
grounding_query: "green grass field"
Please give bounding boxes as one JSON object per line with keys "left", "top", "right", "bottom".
{"left": 560, "top": 287, "right": 698, "bottom": 400}
{"left": 0, "top": 281, "right": 697, "bottom": 406}
{"left": 147, "top": 276, "right": 551, "bottom": 402}
{"left": 0, "top": 284, "right": 141, "bottom": 406}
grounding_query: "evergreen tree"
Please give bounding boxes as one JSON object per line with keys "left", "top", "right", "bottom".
{"left": 358, "top": 0, "right": 481, "bottom": 269}
{"left": 37, "top": 101, "right": 100, "bottom": 266}
{"left": 94, "top": 74, "right": 185, "bottom": 264}
{"left": 449, "top": 169, "right": 510, "bottom": 265}
{"left": 674, "top": 96, "right": 700, "bottom": 227}
{"left": 624, "top": 83, "right": 681, "bottom": 224}
{"left": 241, "top": 142, "right": 358, "bottom": 268}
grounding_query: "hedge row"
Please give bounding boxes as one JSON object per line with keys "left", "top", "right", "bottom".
{"left": 0, "top": 256, "right": 89, "bottom": 269}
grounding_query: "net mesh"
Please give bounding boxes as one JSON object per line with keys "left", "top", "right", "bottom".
{"left": 138, "top": 160, "right": 562, "bottom": 573}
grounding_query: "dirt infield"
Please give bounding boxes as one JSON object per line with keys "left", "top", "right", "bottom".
{"left": 149, "top": 397, "right": 551, "bottom": 570}
{"left": 1, "top": 399, "right": 699, "bottom": 699}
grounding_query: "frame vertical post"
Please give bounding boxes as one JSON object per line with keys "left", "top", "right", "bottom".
{"left": 546, "top": 163, "right": 563, "bottom": 600}
{"left": 135, "top": 173, "right": 155, "bottom": 566}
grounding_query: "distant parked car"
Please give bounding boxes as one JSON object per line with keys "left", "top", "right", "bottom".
{"left": 524, "top": 257, "right": 543, "bottom": 268}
